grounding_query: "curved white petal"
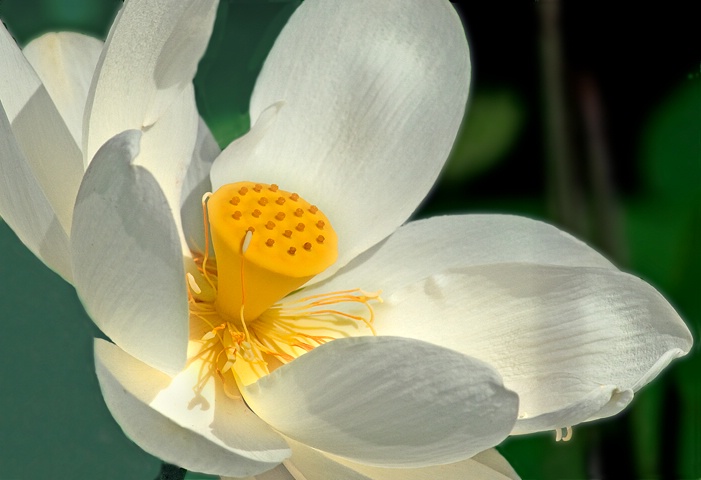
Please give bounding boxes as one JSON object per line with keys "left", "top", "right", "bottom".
{"left": 95, "top": 340, "right": 290, "bottom": 477}
{"left": 180, "top": 117, "right": 220, "bottom": 254}
{"left": 22, "top": 32, "right": 103, "bottom": 148}
{"left": 84, "top": 0, "right": 218, "bottom": 165}
{"left": 300, "top": 214, "right": 616, "bottom": 299}
{"left": 242, "top": 336, "right": 518, "bottom": 468}
{"left": 512, "top": 386, "right": 634, "bottom": 435}
{"left": 134, "top": 84, "right": 201, "bottom": 255}
{"left": 71, "top": 130, "right": 187, "bottom": 374}
{"left": 231, "top": 465, "right": 297, "bottom": 480}
{"left": 211, "top": 0, "right": 470, "bottom": 278}
{"left": 0, "top": 101, "right": 72, "bottom": 280}
{"left": 265, "top": 440, "right": 520, "bottom": 480}
{"left": 279, "top": 440, "right": 373, "bottom": 480}
{"left": 372, "top": 264, "right": 692, "bottom": 433}
{"left": 471, "top": 449, "right": 521, "bottom": 480}
{"left": 0, "top": 23, "right": 84, "bottom": 235}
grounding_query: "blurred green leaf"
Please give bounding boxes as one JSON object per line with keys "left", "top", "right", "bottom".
{"left": 195, "top": 0, "right": 301, "bottom": 147}
{"left": 0, "top": 222, "right": 160, "bottom": 478}
{"left": 441, "top": 87, "right": 525, "bottom": 186}
{"left": 641, "top": 79, "right": 701, "bottom": 203}
{"left": 630, "top": 380, "right": 665, "bottom": 478}
{"left": 623, "top": 199, "right": 696, "bottom": 293}
{"left": 0, "top": 0, "right": 121, "bottom": 43}
{"left": 184, "top": 472, "right": 216, "bottom": 480}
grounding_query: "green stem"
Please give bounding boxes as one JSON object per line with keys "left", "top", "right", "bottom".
{"left": 156, "top": 462, "right": 187, "bottom": 480}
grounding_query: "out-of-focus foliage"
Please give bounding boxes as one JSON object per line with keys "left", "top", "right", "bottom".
{"left": 441, "top": 88, "right": 525, "bottom": 187}
{"left": 194, "top": 0, "right": 301, "bottom": 146}
{"left": 626, "top": 78, "right": 701, "bottom": 480}
{"left": 641, "top": 80, "right": 701, "bottom": 204}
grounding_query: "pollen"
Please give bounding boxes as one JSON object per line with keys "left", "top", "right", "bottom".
{"left": 206, "top": 181, "right": 338, "bottom": 322}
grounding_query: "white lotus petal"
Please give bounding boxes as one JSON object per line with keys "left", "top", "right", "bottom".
{"left": 280, "top": 439, "right": 520, "bottom": 480}
{"left": 242, "top": 336, "right": 518, "bottom": 467}
{"left": 513, "top": 386, "right": 634, "bottom": 435}
{"left": 471, "top": 449, "right": 521, "bottom": 480}
{"left": 134, "top": 83, "right": 200, "bottom": 255}
{"left": 95, "top": 340, "right": 290, "bottom": 477}
{"left": 0, "top": 101, "right": 72, "bottom": 280}
{"left": 180, "top": 117, "right": 220, "bottom": 254}
{"left": 230, "top": 465, "right": 297, "bottom": 480}
{"left": 276, "top": 440, "right": 372, "bottom": 480}
{"left": 0, "top": 23, "right": 84, "bottom": 235}
{"left": 22, "top": 32, "right": 103, "bottom": 148}
{"left": 373, "top": 264, "right": 692, "bottom": 433}
{"left": 71, "top": 130, "right": 187, "bottom": 374}
{"left": 298, "top": 214, "right": 616, "bottom": 299}
{"left": 84, "top": 0, "right": 218, "bottom": 165}
{"left": 211, "top": 0, "right": 470, "bottom": 278}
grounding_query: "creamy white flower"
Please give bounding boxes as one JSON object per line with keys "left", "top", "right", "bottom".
{"left": 0, "top": 0, "right": 692, "bottom": 479}
{"left": 0, "top": 0, "right": 218, "bottom": 283}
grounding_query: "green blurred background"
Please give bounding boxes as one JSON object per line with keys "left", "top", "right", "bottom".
{"left": 0, "top": 1, "right": 698, "bottom": 478}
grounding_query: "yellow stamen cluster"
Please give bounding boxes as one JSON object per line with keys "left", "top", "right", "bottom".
{"left": 206, "top": 181, "right": 338, "bottom": 322}
{"left": 207, "top": 182, "right": 338, "bottom": 320}
{"left": 186, "top": 181, "right": 381, "bottom": 389}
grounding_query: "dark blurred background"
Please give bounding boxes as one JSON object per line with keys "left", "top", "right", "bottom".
{"left": 0, "top": 1, "right": 698, "bottom": 478}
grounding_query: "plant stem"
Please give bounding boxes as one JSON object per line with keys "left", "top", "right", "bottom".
{"left": 156, "top": 462, "right": 187, "bottom": 480}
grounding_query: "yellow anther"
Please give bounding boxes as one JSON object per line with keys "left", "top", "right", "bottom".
{"left": 206, "top": 181, "right": 338, "bottom": 322}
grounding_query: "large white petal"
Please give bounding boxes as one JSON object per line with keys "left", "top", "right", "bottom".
{"left": 22, "top": 32, "right": 103, "bottom": 148}
{"left": 133, "top": 84, "right": 201, "bottom": 255}
{"left": 84, "top": 0, "right": 218, "bottom": 165}
{"left": 71, "top": 130, "right": 187, "bottom": 374}
{"left": 299, "top": 214, "right": 616, "bottom": 299}
{"left": 242, "top": 336, "right": 518, "bottom": 468}
{"left": 373, "top": 264, "right": 692, "bottom": 433}
{"left": 274, "top": 439, "right": 520, "bottom": 480}
{"left": 180, "top": 118, "right": 220, "bottom": 254}
{"left": 0, "top": 101, "right": 72, "bottom": 280}
{"left": 231, "top": 465, "right": 297, "bottom": 480}
{"left": 95, "top": 340, "right": 290, "bottom": 478}
{"left": 0, "top": 23, "right": 84, "bottom": 235}
{"left": 210, "top": 0, "right": 470, "bottom": 278}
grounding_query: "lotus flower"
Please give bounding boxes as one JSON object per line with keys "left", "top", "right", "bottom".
{"left": 0, "top": 0, "right": 691, "bottom": 478}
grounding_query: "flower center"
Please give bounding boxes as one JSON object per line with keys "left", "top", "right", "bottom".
{"left": 187, "top": 181, "right": 380, "bottom": 389}
{"left": 207, "top": 182, "right": 338, "bottom": 322}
